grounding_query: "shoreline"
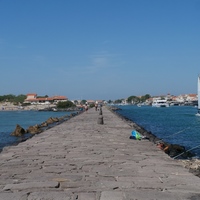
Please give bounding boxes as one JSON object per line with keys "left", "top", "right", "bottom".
{"left": 0, "top": 102, "right": 55, "bottom": 111}
{"left": 0, "top": 102, "right": 79, "bottom": 112}
{"left": 0, "top": 109, "right": 83, "bottom": 153}
{"left": 107, "top": 106, "right": 200, "bottom": 177}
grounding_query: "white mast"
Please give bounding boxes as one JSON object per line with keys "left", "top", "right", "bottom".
{"left": 198, "top": 75, "right": 200, "bottom": 114}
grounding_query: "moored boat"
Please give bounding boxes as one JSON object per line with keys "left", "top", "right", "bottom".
{"left": 152, "top": 99, "right": 169, "bottom": 107}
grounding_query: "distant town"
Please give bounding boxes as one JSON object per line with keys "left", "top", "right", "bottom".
{"left": 121, "top": 93, "right": 198, "bottom": 106}
{"left": 0, "top": 93, "right": 198, "bottom": 111}
{"left": 24, "top": 93, "right": 104, "bottom": 106}
{"left": 14, "top": 92, "right": 200, "bottom": 106}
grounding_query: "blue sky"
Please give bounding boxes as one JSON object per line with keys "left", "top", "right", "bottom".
{"left": 0, "top": 0, "right": 200, "bottom": 100}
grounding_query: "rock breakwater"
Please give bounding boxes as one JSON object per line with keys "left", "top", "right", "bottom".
{"left": 108, "top": 105, "right": 200, "bottom": 177}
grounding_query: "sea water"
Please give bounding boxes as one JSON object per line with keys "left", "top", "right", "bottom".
{"left": 0, "top": 110, "right": 75, "bottom": 150}
{"left": 116, "top": 105, "right": 200, "bottom": 158}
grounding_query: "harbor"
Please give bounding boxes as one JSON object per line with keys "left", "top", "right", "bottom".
{"left": 0, "top": 106, "right": 200, "bottom": 199}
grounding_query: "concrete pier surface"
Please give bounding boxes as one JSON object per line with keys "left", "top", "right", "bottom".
{"left": 0, "top": 107, "right": 200, "bottom": 200}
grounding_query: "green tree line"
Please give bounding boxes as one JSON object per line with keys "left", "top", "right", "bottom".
{"left": 57, "top": 101, "right": 76, "bottom": 108}
{"left": 113, "top": 94, "right": 151, "bottom": 104}
{"left": 0, "top": 94, "right": 26, "bottom": 104}
{"left": 127, "top": 94, "right": 151, "bottom": 104}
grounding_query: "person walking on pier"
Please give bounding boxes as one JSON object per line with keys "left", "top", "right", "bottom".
{"left": 85, "top": 103, "right": 88, "bottom": 112}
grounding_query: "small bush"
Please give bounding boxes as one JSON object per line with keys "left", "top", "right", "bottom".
{"left": 57, "top": 101, "right": 76, "bottom": 108}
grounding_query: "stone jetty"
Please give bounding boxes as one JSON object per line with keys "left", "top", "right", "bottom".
{"left": 0, "top": 107, "right": 200, "bottom": 200}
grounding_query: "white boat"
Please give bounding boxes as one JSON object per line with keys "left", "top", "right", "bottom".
{"left": 196, "top": 75, "right": 200, "bottom": 116}
{"left": 52, "top": 108, "right": 58, "bottom": 112}
{"left": 152, "top": 99, "right": 169, "bottom": 107}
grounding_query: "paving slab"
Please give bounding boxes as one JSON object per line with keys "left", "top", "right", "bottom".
{"left": 0, "top": 192, "right": 28, "bottom": 200}
{"left": 0, "top": 106, "right": 200, "bottom": 199}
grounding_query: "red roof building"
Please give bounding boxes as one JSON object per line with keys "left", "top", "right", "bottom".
{"left": 24, "top": 94, "right": 68, "bottom": 104}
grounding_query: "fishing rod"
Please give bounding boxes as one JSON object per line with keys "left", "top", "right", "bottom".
{"left": 163, "top": 127, "right": 190, "bottom": 139}
{"left": 158, "top": 120, "right": 200, "bottom": 142}
{"left": 155, "top": 127, "right": 191, "bottom": 144}
{"left": 173, "top": 144, "right": 200, "bottom": 159}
